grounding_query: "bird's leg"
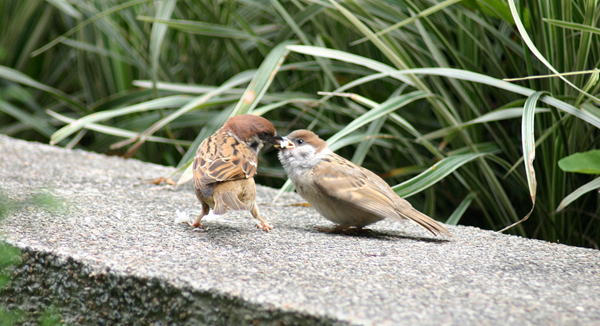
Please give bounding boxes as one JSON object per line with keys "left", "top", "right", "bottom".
{"left": 188, "top": 202, "right": 210, "bottom": 229}
{"left": 250, "top": 204, "right": 273, "bottom": 232}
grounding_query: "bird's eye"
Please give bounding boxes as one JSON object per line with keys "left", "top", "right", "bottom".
{"left": 297, "top": 139, "right": 304, "bottom": 144}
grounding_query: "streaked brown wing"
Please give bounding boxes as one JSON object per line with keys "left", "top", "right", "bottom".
{"left": 194, "top": 131, "right": 257, "bottom": 191}
{"left": 312, "top": 154, "right": 399, "bottom": 219}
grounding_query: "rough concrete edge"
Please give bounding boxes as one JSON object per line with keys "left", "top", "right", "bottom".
{"left": 0, "top": 243, "right": 347, "bottom": 326}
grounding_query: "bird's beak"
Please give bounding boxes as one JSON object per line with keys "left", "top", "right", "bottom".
{"left": 271, "top": 134, "right": 284, "bottom": 144}
{"left": 273, "top": 136, "right": 295, "bottom": 150}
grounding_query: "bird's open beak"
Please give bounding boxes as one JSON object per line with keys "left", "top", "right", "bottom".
{"left": 273, "top": 136, "right": 295, "bottom": 150}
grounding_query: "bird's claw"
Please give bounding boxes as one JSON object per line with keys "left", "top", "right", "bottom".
{"left": 188, "top": 221, "right": 207, "bottom": 230}
{"left": 256, "top": 222, "right": 274, "bottom": 232}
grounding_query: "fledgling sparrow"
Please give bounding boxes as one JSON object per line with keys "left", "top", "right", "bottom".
{"left": 276, "top": 130, "right": 451, "bottom": 236}
{"left": 190, "top": 114, "right": 282, "bottom": 231}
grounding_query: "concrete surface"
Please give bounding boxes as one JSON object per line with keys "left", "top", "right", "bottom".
{"left": 0, "top": 134, "right": 599, "bottom": 325}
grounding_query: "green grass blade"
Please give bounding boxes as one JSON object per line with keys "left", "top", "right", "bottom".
{"left": 543, "top": 18, "right": 600, "bottom": 35}
{"left": 133, "top": 80, "right": 246, "bottom": 95}
{"left": 522, "top": 91, "right": 543, "bottom": 201}
{"left": 424, "top": 108, "right": 551, "bottom": 140}
{"left": 286, "top": 45, "right": 414, "bottom": 85}
{"left": 351, "top": 0, "right": 463, "bottom": 46}
{"left": 284, "top": 46, "right": 600, "bottom": 129}
{"left": 50, "top": 95, "right": 191, "bottom": 145}
{"left": 328, "top": 133, "right": 393, "bottom": 151}
{"left": 59, "top": 39, "right": 140, "bottom": 67}
{"left": 47, "top": 110, "right": 192, "bottom": 146}
{"left": 395, "top": 68, "right": 600, "bottom": 130}
{"left": 149, "top": 0, "right": 177, "bottom": 96}
{"left": 124, "top": 69, "right": 258, "bottom": 157}
{"left": 556, "top": 177, "right": 600, "bottom": 212}
{"left": 31, "top": 0, "right": 153, "bottom": 57}
{"left": 46, "top": 0, "right": 82, "bottom": 19}
{"left": 136, "top": 17, "right": 271, "bottom": 44}
{"left": 497, "top": 91, "right": 544, "bottom": 233}
{"left": 0, "top": 100, "right": 55, "bottom": 138}
{"left": 327, "top": 91, "right": 429, "bottom": 145}
{"left": 446, "top": 192, "right": 477, "bottom": 226}
{"left": 507, "top": 0, "right": 600, "bottom": 104}
{"left": 252, "top": 98, "right": 318, "bottom": 116}
{"left": 393, "top": 152, "right": 490, "bottom": 198}
{"left": 0, "top": 65, "right": 86, "bottom": 113}
{"left": 231, "top": 41, "right": 296, "bottom": 116}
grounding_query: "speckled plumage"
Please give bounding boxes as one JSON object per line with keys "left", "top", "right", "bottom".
{"left": 278, "top": 130, "right": 451, "bottom": 236}
{"left": 190, "top": 114, "right": 281, "bottom": 231}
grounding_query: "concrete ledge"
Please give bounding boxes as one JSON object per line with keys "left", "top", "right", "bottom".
{"left": 1, "top": 134, "right": 599, "bottom": 325}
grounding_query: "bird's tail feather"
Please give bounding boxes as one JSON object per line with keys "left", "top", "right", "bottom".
{"left": 397, "top": 208, "right": 451, "bottom": 236}
{"left": 214, "top": 191, "right": 248, "bottom": 214}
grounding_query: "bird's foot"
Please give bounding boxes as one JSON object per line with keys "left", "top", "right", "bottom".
{"left": 255, "top": 222, "right": 274, "bottom": 232}
{"left": 187, "top": 221, "right": 207, "bottom": 229}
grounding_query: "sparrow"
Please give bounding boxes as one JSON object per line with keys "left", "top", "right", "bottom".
{"left": 189, "top": 114, "right": 282, "bottom": 231}
{"left": 276, "top": 130, "right": 451, "bottom": 236}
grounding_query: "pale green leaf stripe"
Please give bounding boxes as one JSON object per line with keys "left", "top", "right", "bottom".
{"left": 286, "top": 45, "right": 600, "bottom": 129}
{"left": 351, "top": 0, "right": 463, "bottom": 45}
{"left": 232, "top": 41, "right": 296, "bottom": 116}
{"left": 149, "top": 0, "right": 177, "bottom": 94}
{"left": 388, "top": 112, "right": 441, "bottom": 158}
{"left": 60, "top": 39, "right": 140, "bottom": 67}
{"left": 327, "top": 91, "right": 429, "bottom": 145}
{"left": 0, "top": 66, "right": 86, "bottom": 113}
{"left": 425, "top": 108, "right": 551, "bottom": 140}
{"left": 322, "top": 92, "right": 439, "bottom": 156}
{"left": 556, "top": 177, "right": 600, "bottom": 212}
{"left": 352, "top": 117, "right": 386, "bottom": 164}
{"left": 133, "top": 80, "right": 245, "bottom": 94}
{"left": 330, "top": 0, "right": 409, "bottom": 73}
{"left": 47, "top": 0, "right": 82, "bottom": 19}
{"left": 32, "top": 0, "right": 153, "bottom": 57}
{"left": 50, "top": 95, "right": 192, "bottom": 145}
{"left": 287, "top": 45, "right": 414, "bottom": 85}
{"left": 137, "top": 17, "right": 271, "bottom": 44}
{"left": 395, "top": 68, "right": 600, "bottom": 130}
{"left": 272, "top": 0, "right": 338, "bottom": 88}
{"left": 507, "top": 0, "right": 599, "bottom": 103}
{"left": 522, "top": 92, "right": 544, "bottom": 201}
{"left": 329, "top": 133, "right": 392, "bottom": 151}
{"left": 46, "top": 110, "right": 192, "bottom": 146}
{"left": 0, "top": 100, "right": 55, "bottom": 138}
{"left": 544, "top": 18, "right": 600, "bottom": 35}
{"left": 252, "top": 98, "right": 318, "bottom": 116}
{"left": 318, "top": 73, "right": 391, "bottom": 104}
{"left": 393, "top": 153, "right": 489, "bottom": 198}
{"left": 446, "top": 192, "right": 477, "bottom": 225}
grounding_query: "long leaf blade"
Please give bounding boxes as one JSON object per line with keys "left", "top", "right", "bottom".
{"left": 393, "top": 153, "right": 489, "bottom": 198}
{"left": 556, "top": 177, "right": 600, "bottom": 212}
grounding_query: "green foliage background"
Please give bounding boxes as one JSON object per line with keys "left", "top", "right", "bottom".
{"left": 0, "top": 0, "right": 599, "bottom": 248}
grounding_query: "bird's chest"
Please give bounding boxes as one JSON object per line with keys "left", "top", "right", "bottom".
{"left": 289, "top": 169, "right": 320, "bottom": 200}
{"left": 290, "top": 170, "right": 348, "bottom": 222}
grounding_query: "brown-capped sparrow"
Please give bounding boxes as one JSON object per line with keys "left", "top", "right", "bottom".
{"left": 190, "top": 114, "right": 282, "bottom": 231}
{"left": 276, "top": 130, "right": 451, "bottom": 236}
